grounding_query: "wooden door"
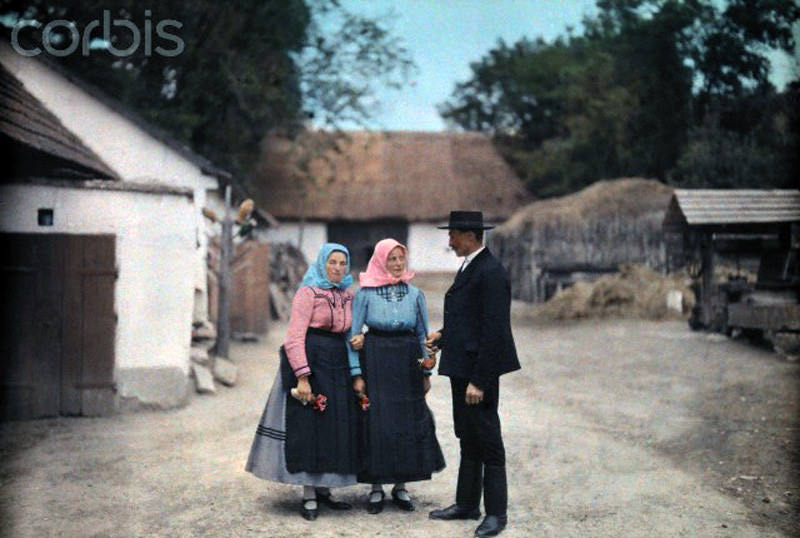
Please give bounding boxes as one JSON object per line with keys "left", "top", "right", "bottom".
{"left": 231, "top": 241, "right": 270, "bottom": 334}
{"left": 0, "top": 233, "right": 116, "bottom": 420}
{"left": 62, "top": 235, "right": 117, "bottom": 416}
{"left": 208, "top": 239, "right": 271, "bottom": 335}
{"left": 327, "top": 219, "right": 408, "bottom": 270}
{"left": 0, "top": 234, "right": 63, "bottom": 420}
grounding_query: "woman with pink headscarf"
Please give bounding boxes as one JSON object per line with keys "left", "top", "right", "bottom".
{"left": 348, "top": 238, "right": 445, "bottom": 514}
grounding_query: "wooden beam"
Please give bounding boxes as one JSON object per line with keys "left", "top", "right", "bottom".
{"left": 701, "top": 231, "right": 715, "bottom": 328}
{"left": 216, "top": 186, "right": 233, "bottom": 359}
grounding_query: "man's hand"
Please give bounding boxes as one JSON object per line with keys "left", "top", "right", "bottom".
{"left": 424, "top": 331, "right": 441, "bottom": 354}
{"left": 349, "top": 334, "right": 364, "bottom": 351}
{"left": 295, "top": 376, "right": 313, "bottom": 403}
{"left": 465, "top": 382, "right": 484, "bottom": 405}
{"left": 352, "top": 376, "right": 365, "bottom": 396}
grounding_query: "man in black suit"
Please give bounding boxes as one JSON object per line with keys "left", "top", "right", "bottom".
{"left": 426, "top": 211, "right": 521, "bottom": 537}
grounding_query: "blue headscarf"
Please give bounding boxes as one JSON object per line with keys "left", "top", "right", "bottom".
{"left": 299, "top": 242, "right": 354, "bottom": 290}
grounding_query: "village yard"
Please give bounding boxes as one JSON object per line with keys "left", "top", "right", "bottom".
{"left": 1, "top": 277, "right": 799, "bottom": 538}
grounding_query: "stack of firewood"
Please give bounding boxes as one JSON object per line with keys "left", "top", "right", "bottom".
{"left": 269, "top": 242, "right": 308, "bottom": 320}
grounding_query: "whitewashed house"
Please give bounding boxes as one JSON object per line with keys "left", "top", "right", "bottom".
{"left": 0, "top": 42, "right": 245, "bottom": 415}
{"left": 254, "top": 131, "right": 532, "bottom": 271}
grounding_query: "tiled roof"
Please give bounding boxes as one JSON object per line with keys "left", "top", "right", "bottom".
{"left": 0, "top": 62, "right": 116, "bottom": 179}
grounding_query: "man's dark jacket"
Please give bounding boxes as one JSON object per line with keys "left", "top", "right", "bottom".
{"left": 438, "top": 248, "right": 520, "bottom": 389}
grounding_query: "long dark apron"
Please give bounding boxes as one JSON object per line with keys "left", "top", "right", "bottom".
{"left": 358, "top": 330, "right": 445, "bottom": 484}
{"left": 283, "top": 328, "right": 360, "bottom": 475}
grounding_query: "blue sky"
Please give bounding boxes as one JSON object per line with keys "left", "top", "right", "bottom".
{"left": 333, "top": 0, "right": 797, "bottom": 132}
{"left": 336, "top": 0, "right": 598, "bottom": 131}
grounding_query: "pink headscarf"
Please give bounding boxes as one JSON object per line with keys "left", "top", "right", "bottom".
{"left": 359, "top": 238, "right": 416, "bottom": 287}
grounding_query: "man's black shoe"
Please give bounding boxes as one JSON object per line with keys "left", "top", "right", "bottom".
{"left": 428, "top": 503, "right": 481, "bottom": 520}
{"left": 474, "top": 514, "right": 507, "bottom": 536}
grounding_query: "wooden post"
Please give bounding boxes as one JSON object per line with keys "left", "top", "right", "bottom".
{"left": 701, "top": 231, "right": 715, "bottom": 328}
{"left": 216, "top": 185, "right": 233, "bottom": 359}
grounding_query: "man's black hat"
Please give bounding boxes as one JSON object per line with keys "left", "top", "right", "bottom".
{"left": 437, "top": 210, "right": 495, "bottom": 230}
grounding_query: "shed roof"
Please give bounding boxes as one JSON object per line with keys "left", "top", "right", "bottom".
{"left": 663, "top": 189, "right": 800, "bottom": 230}
{"left": 253, "top": 131, "right": 532, "bottom": 222}
{"left": 0, "top": 62, "right": 116, "bottom": 179}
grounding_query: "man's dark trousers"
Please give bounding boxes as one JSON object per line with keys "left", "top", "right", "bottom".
{"left": 450, "top": 377, "right": 507, "bottom": 517}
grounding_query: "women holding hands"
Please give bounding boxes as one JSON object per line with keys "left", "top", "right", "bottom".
{"left": 349, "top": 238, "right": 445, "bottom": 514}
{"left": 246, "top": 243, "right": 364, "bottom": 521}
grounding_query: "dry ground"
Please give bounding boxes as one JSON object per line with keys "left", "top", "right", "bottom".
{"left": 1, "top": 276, "right": 799, "bottom": 537}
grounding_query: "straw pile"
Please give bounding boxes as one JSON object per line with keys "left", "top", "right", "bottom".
{"left": 529, "top": 264, "right": 695, "bottom": 321}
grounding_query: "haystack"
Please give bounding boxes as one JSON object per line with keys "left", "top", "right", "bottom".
{"left": 490, "top": 178, "right": 676, "bottom": 302}
{"left": 531, "top": 264, "right": 695, "bottom": 321}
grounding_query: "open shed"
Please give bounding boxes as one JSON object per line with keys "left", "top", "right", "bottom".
{"left": 663, "top": 189, "right": 800, "bottom": 334}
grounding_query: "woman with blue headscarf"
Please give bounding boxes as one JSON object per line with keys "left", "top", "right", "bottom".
{"left": 246, "top": 243, "right": 364, "bottom": 521}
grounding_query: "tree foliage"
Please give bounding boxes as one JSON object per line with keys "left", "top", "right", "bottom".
{"left": 0, "top": 0, "right": 413, "bottom": 178}
{"left": 440, "top": 0, "right": 800, "bottom": 196}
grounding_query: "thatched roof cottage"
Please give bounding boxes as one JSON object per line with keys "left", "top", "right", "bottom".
{"left": 0, "top": 39, "right": 272, "bottom": 414}
{"left": 253, "top": 131, "right": 532, "bottom": 271}
{"left": 0, "top": 58, "right": 199, "bottom": 417}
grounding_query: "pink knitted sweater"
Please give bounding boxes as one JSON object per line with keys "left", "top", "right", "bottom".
{"left": 283, "top": 286, "right": 353, "bottom": 379}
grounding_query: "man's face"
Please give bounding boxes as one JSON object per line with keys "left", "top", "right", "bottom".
{"left": 448, "top": 229, "right": 474, "bottom": 257}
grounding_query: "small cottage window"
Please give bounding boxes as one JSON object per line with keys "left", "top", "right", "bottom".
{"left": 38, "top": 208, "right": 54, "bottom": 226}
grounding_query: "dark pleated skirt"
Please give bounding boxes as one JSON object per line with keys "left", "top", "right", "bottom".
{"left": 246, "top": 329, "right": 360, "bottom": 483}
{"left": 284, "top": 329, "right": 360, "bottom": 474}
{"left": 358, "top": 331, "right": 446, "bottom": 484}
{"left": 244, "top": 369, "right": 357, "bottom": 487}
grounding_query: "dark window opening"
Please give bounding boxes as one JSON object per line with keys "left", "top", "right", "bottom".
{"left": 38, "top": 208, "right": 54, "bottom": 226}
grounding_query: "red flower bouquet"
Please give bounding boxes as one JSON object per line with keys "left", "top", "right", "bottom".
{"left": 358, "top": 393, "right": 370, "bottom": 411}
{"left": 312, "top": 394, "right": 328, "bottom": 412}
{"left": 290, "top": 388, "right": 328, "bottom": 413}
{"left": 419, "top": 354, "right": 437, "bottom": 370}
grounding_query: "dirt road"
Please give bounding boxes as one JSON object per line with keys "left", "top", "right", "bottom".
{"left": 2, "top": 279, "right": 799, "bottom": 537}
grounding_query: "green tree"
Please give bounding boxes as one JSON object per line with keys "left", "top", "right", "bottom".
{"left": 440, "top": 0, "right": 799, "bottom": 196}
{"left": 670, "top": 84, "right": 798, "bottom": 188}
{"left": 1, "top": 0, "right": 413, "bottom": 178}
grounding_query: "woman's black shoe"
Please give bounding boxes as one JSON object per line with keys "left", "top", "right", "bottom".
{"left": 300, "top": 499, "right": 318, "bottom": 521}
{"left": 367, "top": 491, "right": 384, "bottom": 514}
{"left": 391, "top": 488, "right": 415, "bottom": 511}
{"left": 315, "top": 490, "right": 352, "bottom": 510}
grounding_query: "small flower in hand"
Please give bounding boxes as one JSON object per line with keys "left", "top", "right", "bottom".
{"left": 419, "top": 355, "right": 436, "bottom": 370}
{"left": 313, "top": 394, "right": 328, "bottom": 412}
{"left": 358, "top": 393, "right": 370, "bottom": 411}
{"left": 290, "top": 388, "right": 328, "bottom": 412}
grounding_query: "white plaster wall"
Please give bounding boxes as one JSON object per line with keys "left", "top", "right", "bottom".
{"left": 407, "top": 223, "right": 461, "bottom": 272}
{"left": 0, "top": 184, "right": 196, "bottom": 378}
{"left": 260, "top": 222, "right": 326, "bottom": 265}
{"left": 0, "top": 43, "right": 215, "bottom": 322}
{"left": 0, "top": 44, "right": 216, "bottom": 192}
{"left": 260, "top": 221, "right": 466, "bottom": 272}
